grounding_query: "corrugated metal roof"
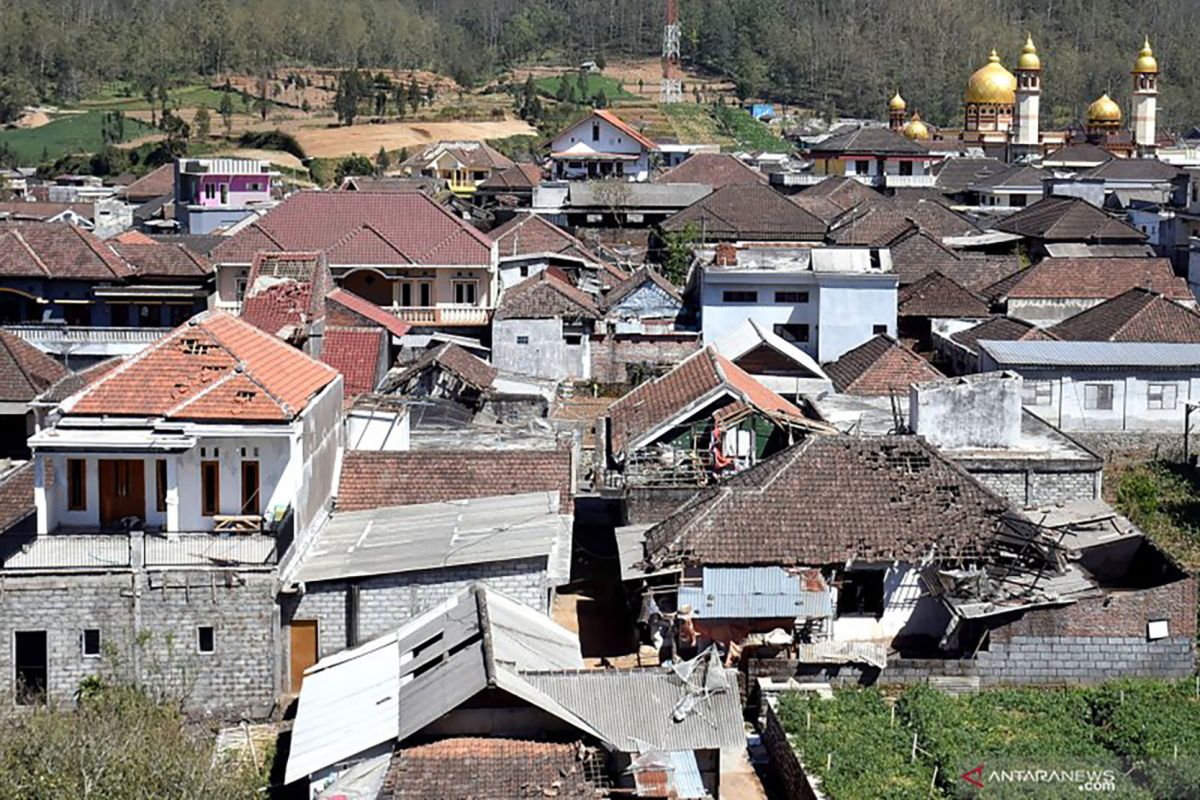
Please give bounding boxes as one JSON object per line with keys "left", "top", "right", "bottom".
{"left": 978, "top": 339, "right": 1200, "bottom": 368}
{"left": 679, "top": 566, "right": 833, "bottom": 619}
{"left": 292, "top": 492, "right": 572, "bottom": 584}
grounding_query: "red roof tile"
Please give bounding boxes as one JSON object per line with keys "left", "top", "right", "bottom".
{"left": 656, "top": 153, "right": 766, "bottom": 187}
{"left": 0, "top": 330, "right": 68, "bottom": 403}
{"left": 210, "top": 191, "right": 494, "bottom": 267}
{"left": 898, "top": 271, "right": 991, "bottom": 318}
{"left": 110, "top": 241, "right": 213, "bottom": 279}
{"left": 1004, "top": 257, "right": 1190, "bottom": 301}
{"left": 0, "top": 463, "right": 34, "bottom": 534}
{"left": 326, "top": 288, "right": 412, "bottom": 338}
{"left": 824, "top": 335, "right": 944, "bottom": 395}
{"left": 490, "top": 214, "right": 599, "bottom": 263}
{"left": 120, "top": 164, "right": 175, "bottom": 202}
{"left": 1049, "top": 288, "right": 1200, "bottom": 342}
{"left": 338, "top": 446, "right": 574, "bottom": 512}
{"left": 495, "top": 269, "right": 601, "bottom": 320}
{"left": 320, "top": 327, "right": 384, "bottom": 398}
{"left": 594, "top": 109, "right": 658, "bottom": 151}
{"left": 0, "top": 222, "right": 131, "bottom": 280}
{"left": 239, "top": 252, "right": 333, "bottom": 341}
{"left": 68, "top": 311, "right": 339, "bottom": 422}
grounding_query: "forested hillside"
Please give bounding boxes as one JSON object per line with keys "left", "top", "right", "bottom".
{"left": 1, "top": 0, "right": 1197, "bottom": 129}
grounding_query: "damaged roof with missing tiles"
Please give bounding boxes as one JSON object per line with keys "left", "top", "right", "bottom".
{"left": 824, "top": 334, "right": 944, "bottom": 396}
{"left": 389, "top": 342, "right": 497, "bottom": 392}
{"left": 320, "top": 327, "right": 384, "bottom": 399}
{"left": 1048, "top": 288, "right": 1200, "bottom": 342}
{"left": 239, "top": 251, "right": 332, "bottom": 341}
{"left": 495, "top": 269, "right": 601, "bottom": 321}
{"left": 644, "top": 434, "right": 1011, "bottom": 568}
{"left": 65, "top": 310, "right": 338, "bottom": 422}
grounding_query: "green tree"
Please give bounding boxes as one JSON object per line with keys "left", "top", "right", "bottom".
{"left": 334, "top": 69, "right": 364, "bottom": 126}
{"left": 192, "top": 105, "right": 211, "bottom": 141}
{"left": 335, "top": 153, "right": 374, "bottom": 184}
{"left": 254, "top": 76, "right": 269, "bottom": 121}
{"left": 218, "top": 91, "right": 234, "bottom": 137}
{"left": 661, "top": 222, "right": 700, "bottom": 286}
{"left": 0, "top": 75, "right": 35, "bottom": 125}
{"left": 407, "top": 76, "right": 421, "bottom": 109}
{"left": 393, "top": 84, "right": 406, "bottom": 118}
{"left": 375, "top": 146, "right": 391, "bottom": 175}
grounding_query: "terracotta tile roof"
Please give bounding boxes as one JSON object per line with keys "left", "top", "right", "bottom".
{"left": 338, "top": 175, "right": 437, "bottom": 193}
{"left": 607, "top": 346, "right": 805, "bottom": 455}
{"left": 951, "top": 316, "right": 1055, "bottom": 354}
{"left": 320, "top": 327, "right": 384, "bottom": 398}
{"left": 1080, "top": 158, "right": 1181, "bottom": 182}
{"left": 1042, "top": 143, "right": 1115, "bottom": 166}
{"left": 399, "top": 139, "right": 515, "bottom": 171}
{"left": 889, "top": 230, "right": 963, "bottom": 284}
{"left": 495, "top": 269, "right": 601, "bottom": 321}
{"left": 326, "top": 288, "right": 412, "bottom": 338}
{"left": 110, "top": 241, "right": 213, "bottom": 279}
{"left": 603, "top": 266, "right": 683, "bottom": 308}
{"left": 239, "top": 252, "right": 332, "bottom": 341}
{"left": 891, "top": 197, "right": 980, "bottom": 238}
{"left": 594, "top": 109, "right": 658, "bottom": 151}
{"left": 120, "top": 164, "right": 174, "bottom": 202}
{"left": 931, "top": 157, "right": 1007, "bottom": 193}
{"left": 391, "top": 342, "right": 497, "bottom": 392}
{"left": 1049, "top": 288, "right": 1200, "bottom": 342}
{"left": 790, "top": 193, "right": 849, "bottom": 224}
{"left": 898, "top": 271, "right": 990, "bottom": 318}
{"left": 379, "top": 738, "right": 602, "bottom": 800}
{"left": 490, "top": 214, "right": 599, "bottom": 263}
{"left": 67, "top": 311, "right": 338, "bottom": 422}
{"left": 829, "top": 206, "right": 916, "bottom": 246}
{"left": 0, "top": 222, "right": 131, "bottom": 280}
{"left": 1003, "top": 257, "right": 1190, "bottom": 301}
{"left": 799, "top": 176, "right": 884, "bottom": 210}
{"left": 644, "top": 435, "right": 1010, "bottom": 567}
{"left": 477, "top": 163, "right": 544, "bottom": 190}
{"left": 36, "top": 356, "right": 124, "bottom": 405}
{"left": 996, "top": 196, "right": 1146, "bottom": 242}
{"left": 946, "top": 254, "right": 1022, "bottom": 294}
{"left": 210, "top": 191, "right": 494, "bottom": 266}
{"left": 656, "top": 153, "right": 766, "bottom": 187}
{"left": 970, "top": 163, "right": 1045, "bottom": 190}
{"left": 824, "top": 335, "right": 944, "bottom": 395}
{"left": 810, "top": 125, "right": 928, "bottom": 155}
{"left": 0, "top": 463, "right": 34, "bottom": 534}
{"left": 662, "top": 184, "right": 826, "bottom": 241}
{"left": 338, "top": 447, "right": 573, "bottom": 512}
{"left": 0, "top": 330, "right": 68, "bottom": 403}
{"left": 0, "top": 201, "right": 95, "bottom": 222}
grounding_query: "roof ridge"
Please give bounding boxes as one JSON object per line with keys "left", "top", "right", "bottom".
{"left": 60, "top": 320, "right": 198, "bottom": 412}
{"left": 200, "top": 313, "right": 316, "bottom": 416}
{"left": 10, "top": 230, "right": 52, "bottom": 277}
{"left": 71, "top": 224, "right": 129, "bottom": 279}
{"left": 0, "top": 331, "right": 37, "bottom": 396}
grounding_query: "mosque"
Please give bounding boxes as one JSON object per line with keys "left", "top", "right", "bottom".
{"left": 887, "top": 37, "right": 1160, "bottom": 159}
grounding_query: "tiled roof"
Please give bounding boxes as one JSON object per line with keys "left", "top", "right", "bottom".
{"left": 491, "top": 214, "right": 598, "bottom": 263}
{"left": 67, "top": 311, "right": 338, "bottom": 422}
{"left": 1079, "top": 158, "right": 1181, "bottom": 182}
{"left": 1042, "top": 143, "right": 1115, "bottom": 166}
{"left": 889, "top": 230, "right": 963, "bottom": 284}
{"left": 0, "top": 222, "right": 131, "bottom": 280}
{"left": 321, "top": 327, "right": 384, "bottom": 398}
{"left": 951, "top": 316, "right": 1055, "bottom": 354}
{"left": 379, "top": 738, "right": 603, "bottom": 800}
{"left": 898, "top": 271, "right": 990, "bottom": 318}
{"left": 337, "top": 447, "right": 573, "bottom": 512}
{"left": 495, "top": 269, "right": 601, "bottom": 321}
{"left": 0, "top": 330, "right": 68, "bottom": 403}
{"left": 121, "top": 164, "right": 174, "bottom": 201}
{"left": 829, "top": 206, "right": 915, "bottom": 246}
{"left": 996, "top": 196, "right": 1146, "bottom": 242}
{"left": 661, "top": 184, "right": 826, "bottom": 241}
{"left": 890, "top": 197, "right": 980, "bottom": 238}
{"left": 824, "top": 334, "right": 944, "bottom": 395}
{"left": 210, "top": 191, "right": 494, "bottom": 266}
{"left": 1003, "top": 257, "right": 1190, "bottom": 301}
{"left": 36, "top": 356, "right": 124, "bottom": 405}
{"left": 797, "top": 176, "right": 882, "bottom": 211}
{"left": 400, "top": 139, "right": 515, "bottom": 171}
{"left": 239, "top": 252, "right": 331, "bottom": 341}
{"left": 0, "top": 463, "right": 34, "bottom": 534}
{"left": 326, "top": 288, "right": 412, "bottom": 338}
{"left": 970, "top": 163, "right": 1045, "bottom": 190}
{"left": 656, "top": 153, "right": 766, "bottom": 187}
{"left": 338, "top": 176, "right": 438, "bottom": 193}
{"left": 0, "top": 201, "right": 94, "bottom": 221}
{"left": 1049, "top": 288, "right": 1200, "bottom": 342}
{"left": 594, "top": 109, "right": 658, "bottom": 151}
{"left": 603, "top": 266, "right": 683, "bottom": 308}
{"left": 110, "top": 241, "right": 213, "bottom": 279}
{"left": 644, "top": 435, "right": 1010, "bottom": 567}
{"left": 607, "top": 346, "right": 804, "bottom": 454}
{"left": 391, "top": 342, "right": 497, "bottom": 392}
{"left": 946, "top": 254, "right": 1023, "bottom": 294}
{"left": 810, "top": 125, "right": 928, "bottom": 155}
{"left": 932, "top": 157, "right": 1006, "bottom": 194}
{"left": 477, "top": 163, "right": 544, "bottom": 190}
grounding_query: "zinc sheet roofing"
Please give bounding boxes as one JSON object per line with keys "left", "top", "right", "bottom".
{"left": 978, "top": 340, "right": 1200, "bottom": 368}
{"left": 678, "top": 566, "right": 833, "bottom": 619}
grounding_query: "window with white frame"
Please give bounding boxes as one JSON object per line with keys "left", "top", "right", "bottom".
{"left": 1022, "top": 380, "right": 1053, "bottom": 407}
{"left": 1084, "top": 383, "right": 1115, "bottom": 411}
{"left": 1147, "top": 383, "right": 1178, "bottom": 410}
{"left": 452, "top": 281, "right": 477, "bottom": 305}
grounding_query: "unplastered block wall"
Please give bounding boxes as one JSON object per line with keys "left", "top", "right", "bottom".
{"left": 0, "top": 570, "right": 278, "bottom": 717}
{"left": 590, "top": 335, "right": 699, "bottom": 385}
{"left": 284, "top": 557, "right": 550, "bottom": 660}
{"left": 968, "top": 468, "right": 1100, "bottom": 507}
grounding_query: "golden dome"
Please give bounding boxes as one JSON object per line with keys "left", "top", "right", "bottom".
{"left": 1134, "top": 36, "right": 1158, "bottom": 73}
{"left": 965, "top": 49, "right": 1017, "bottom": 105}
{"left": 889, "top": 91, "right": 907, "bottom": 112}
{"left": 1017, "top": 34, "right": 1041, "bottom": 71}
{"left": 902, "top": 112, "right": 930, "bottom": 140}
{"left": 1087, "top": 93, "right": 1122, "bottom": 124}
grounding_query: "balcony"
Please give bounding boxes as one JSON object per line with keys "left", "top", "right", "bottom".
{"left": 4, "top": 325, "right": 170, "bottom": 358}
{"left": 883, "top": 174, "right": 936, "bottom": 188}
{"left": 390, "top": 306, "right": 492, "bottom": 327}
{"left": 0, "top": 530, "right": 278, "bottom": 572}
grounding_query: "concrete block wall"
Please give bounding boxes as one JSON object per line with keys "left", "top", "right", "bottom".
{"left": 1072, "top": 432, "right": 1200, "bottom": 462}
{"left": 969, "top": 468, "right": 1100, "bottom": 508}
{"left": 976, "top": 636, "right": 1195, "bottom": 684}
{"left": 590, "top": 335, "right": 699, "bottom": 386}
{"left": 0, "top": 570, "right": 278, "bottom": 718}
{"left": 287, "top": 557, "right": 550, "bottom": 659}
{"left": 761, "top": 700, "right": 819, "bottom": 800}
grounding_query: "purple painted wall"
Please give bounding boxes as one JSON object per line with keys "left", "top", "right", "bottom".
{"left": 188, "top": 174, "right": 272, "bottom": 208}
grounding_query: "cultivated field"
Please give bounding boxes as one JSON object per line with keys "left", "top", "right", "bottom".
{"left": 292, "top": 118, "right": 537, "bottom": 157}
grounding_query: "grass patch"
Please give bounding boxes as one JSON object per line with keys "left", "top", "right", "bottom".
{"left": 535, "top": 73, "right": 636, "bottom": 102}
{"left": 74, "top": 83, "right": 254, "bottom": 113}
{"left": 661, "top": 103, "right": 790, "bottom": 152}
{"left": 1108, "top": 461, "right": 1200, "bottom": 571}
{"left": 0, "top": 111, "right": 156, "bottom": 165}
{"left": 710, "top": 104, "right": 790, "bottom": 152}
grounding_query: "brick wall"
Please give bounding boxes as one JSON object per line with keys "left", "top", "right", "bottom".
{"left": 590, "top": 334, "right": 699, "bottom": 386}
{"left": 989, "top": 577, "right": 1196, "bottom": 641}
{"left": 0, "top": 569, "right": 278, "bottom": 718}
{"left": 285, "top": 557, "right": 551, "bottom": 660}
{"left": 761, "top": 700, "right": 819, "bottom": 800}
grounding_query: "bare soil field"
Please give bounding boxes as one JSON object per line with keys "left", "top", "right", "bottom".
{"left": 292, "top": 118, "right": 536, "bottom": 157}
{"left": 508, "top": 57, "right": 735, "bottom": 104}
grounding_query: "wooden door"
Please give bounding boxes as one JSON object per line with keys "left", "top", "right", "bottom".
{"left": 289, "top": 621, "right": 319, "bottom": 692}
{"left": 98, "top": 459, "right": 145, "bottom": 527}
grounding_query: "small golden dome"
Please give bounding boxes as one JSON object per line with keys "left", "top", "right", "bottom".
{"left": 1087, "top": 93, "right": 1122, "bottom": 124}
{"left": 902, "top": 112, "right": 930, "bottom": 140}
{"left": 965, "top": 49, "right": 1017, "bottom": 105}
{"left": 1017, "top": 34, "right": 1041, "bottom": 71}
{"left": 889, "top": 91, "right": 907, "bottom": 112}
{"left": 1134, "top": 37, "right": 1158, "bottom": 73}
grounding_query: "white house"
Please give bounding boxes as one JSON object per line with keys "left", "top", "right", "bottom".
{"left": 696, "top": 243, "right": 898, "bottom": 362}
{"left": 978, "top": 339, "right": 1200, "bottom": 433}
{"left": 549, "top": 110, "right": 657, "bottom": 181}
{"left": 28, "top": 311, "right": 343, "bottom": 541}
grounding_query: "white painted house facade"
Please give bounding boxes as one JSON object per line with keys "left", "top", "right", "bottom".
{"left": 549, "top": 110, "right": 657, "bottom": 181}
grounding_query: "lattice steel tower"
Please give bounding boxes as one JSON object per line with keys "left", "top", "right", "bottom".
{"left": 660, "top": 0, "right": 682, "bottom": 103}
